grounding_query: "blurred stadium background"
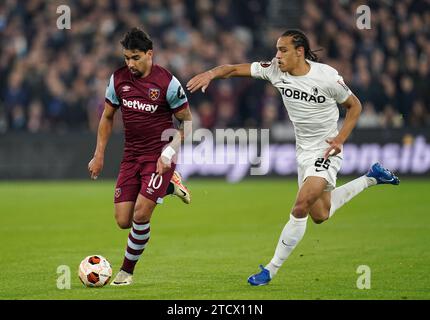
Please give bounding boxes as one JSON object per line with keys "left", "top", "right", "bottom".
{"left": 1, "top": 0, "right": 429, "bottom": 300}
{"left": 1, "top": 0, "right": 429, "bottom": 179}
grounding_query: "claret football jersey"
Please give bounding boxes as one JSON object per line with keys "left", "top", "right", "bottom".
{"left": 105, "top": 64, "right": 189, "bottom": 161}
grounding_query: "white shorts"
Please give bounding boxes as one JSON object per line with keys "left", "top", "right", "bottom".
{"left": 297, "top": 148, "right": 343, "bottom": 191}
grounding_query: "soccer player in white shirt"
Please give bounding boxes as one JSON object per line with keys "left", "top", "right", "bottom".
{"left": 187, "top": 30, "right": 399, "bottom": 285}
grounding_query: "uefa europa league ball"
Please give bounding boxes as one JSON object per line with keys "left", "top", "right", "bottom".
{"left": 78, "top": 255, "right": 112, "bottom": 287}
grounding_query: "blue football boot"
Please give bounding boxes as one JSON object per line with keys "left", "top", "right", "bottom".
{"left": 247, "top": 265, "right": 271, "bottom": 286}
{"left": 366, "top": 163, "right": 400, "bottom": 185}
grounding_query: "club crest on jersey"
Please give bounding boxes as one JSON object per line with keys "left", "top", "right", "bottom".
{"left": 312, "top": 87, "right": 319, "bottom": 96}
{"left": 115, "top": 188, "right": 121, "bottom": 198}
{"left": 149, "top": 88, "right": 160, "bottom": 101}
{"left": 260, "top": 61, "right": 272, "bottom": 68}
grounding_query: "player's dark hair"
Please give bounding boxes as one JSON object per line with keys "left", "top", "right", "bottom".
{"left": 120, "top": 27, "right": 153, "bottom": 52}
{"left": 281, "top": 29, "right": 320, "bottom": 62}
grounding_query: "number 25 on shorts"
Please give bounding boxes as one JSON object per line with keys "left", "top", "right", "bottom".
{"left": 315, "top": 158, "right": 331, "bottom": 171}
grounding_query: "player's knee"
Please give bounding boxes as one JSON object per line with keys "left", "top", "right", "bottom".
{"left": 310, "top": 215, "right": 328, "bottom": 224}
{"left": 116, "top": 219, "right": 132, "bottom": 229}
{"left": 114, "top": 211, "right": 132, "bottom": 229}
{"left": 114, "top": 213, "right": 132, "bottom": 229}
{"left": 133, "top": 203, "right": 153, "bottom": 223}
{"left": 292, "top": 204, "right": 308, "bottom": 219}
{"left": 114, "top": 204, "right": 134, "bottom": 229}
{"left": 292, "top": 202, "right": 309, "bottom": 218}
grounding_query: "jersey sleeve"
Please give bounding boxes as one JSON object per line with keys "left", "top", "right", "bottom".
{"left": 250, "top": 58, "right": 278, "bottom": 82}
{"left": 105, "top": 74, "right": 120, "bottom": 108}
{"left": 329, "top": 74, "right": 353, "bottom": 104}
{"left": 166, "top": 75, "right": 189, "bottom": 111}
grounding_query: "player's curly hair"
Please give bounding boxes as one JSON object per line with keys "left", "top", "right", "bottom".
{"left": 281, "top": 29, "right": 321, "bottom": 62}
{"left": 120, "top": 27, "right": 153, "bottom": 52}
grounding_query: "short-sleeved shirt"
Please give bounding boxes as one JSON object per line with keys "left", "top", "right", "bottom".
{"left": 251, "top": 59, "right": 352, "bottom": 151}
{"left": 105, "top": 64, "right": 189, "bottom": 161}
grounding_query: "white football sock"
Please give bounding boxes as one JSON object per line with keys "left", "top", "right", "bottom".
{"left": 267, "top": 214, "right": 308, "bottom": 278}
{"left": 329, "top": 176, "right": 376, "bottom": 218}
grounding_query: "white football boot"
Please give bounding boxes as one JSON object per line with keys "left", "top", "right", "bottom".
{"left": 170, "top": 171, "right": 191, "bottom": 204}
{"left": 110, "top": 270, "right": 133, "bottom": 286}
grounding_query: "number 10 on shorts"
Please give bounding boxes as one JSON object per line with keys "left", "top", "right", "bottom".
{"left": 148, "top": 173, "right": 163, "bottom": 189}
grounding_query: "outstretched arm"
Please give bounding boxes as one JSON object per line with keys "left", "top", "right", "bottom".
{"left": 88, "top": 102, "right": 117, "bottom": 179}
{"left": 324, "top": 94, "right": 362, "bottom": 159}
{"left": 186, "top": 64, "right": 252, "bottom": 93}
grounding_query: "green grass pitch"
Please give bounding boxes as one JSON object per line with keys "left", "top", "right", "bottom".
{"left": 0, "top": 178, "right": 429, "bottom": 300}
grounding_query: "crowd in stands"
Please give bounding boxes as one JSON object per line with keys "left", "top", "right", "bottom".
{"left": 1, "top": 0, "right": 429, "bottom": 137}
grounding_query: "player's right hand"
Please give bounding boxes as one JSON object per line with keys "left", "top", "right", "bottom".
{"left": 186, "top": 70, "right": 213, "bottom": 93}
{"left": 324, "top": 138, "right": 343, "bottom": 160}
{"left": 156, "top": 155, "right": 171, "bottom": 176}
{"left": 88, "top": 156, "right": 104, "bottom": 180}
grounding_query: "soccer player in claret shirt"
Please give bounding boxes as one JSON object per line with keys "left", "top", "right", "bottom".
{"left": 88, "top": 28, "right": 192, "bottom": 286}
{"left": 187, "top": 29, "right": 400, "bottom": 286}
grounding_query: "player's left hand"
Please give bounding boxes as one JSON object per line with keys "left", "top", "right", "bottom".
{"left": 324, "top": 138, "right": 343, "bottom": 160}
{"left": 156, "top": 155, "right": 171, "bottom": 175}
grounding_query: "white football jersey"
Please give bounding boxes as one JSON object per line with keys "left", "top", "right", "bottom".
{"left": 251, "top": 59, "right": 352, "bottom": 151}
